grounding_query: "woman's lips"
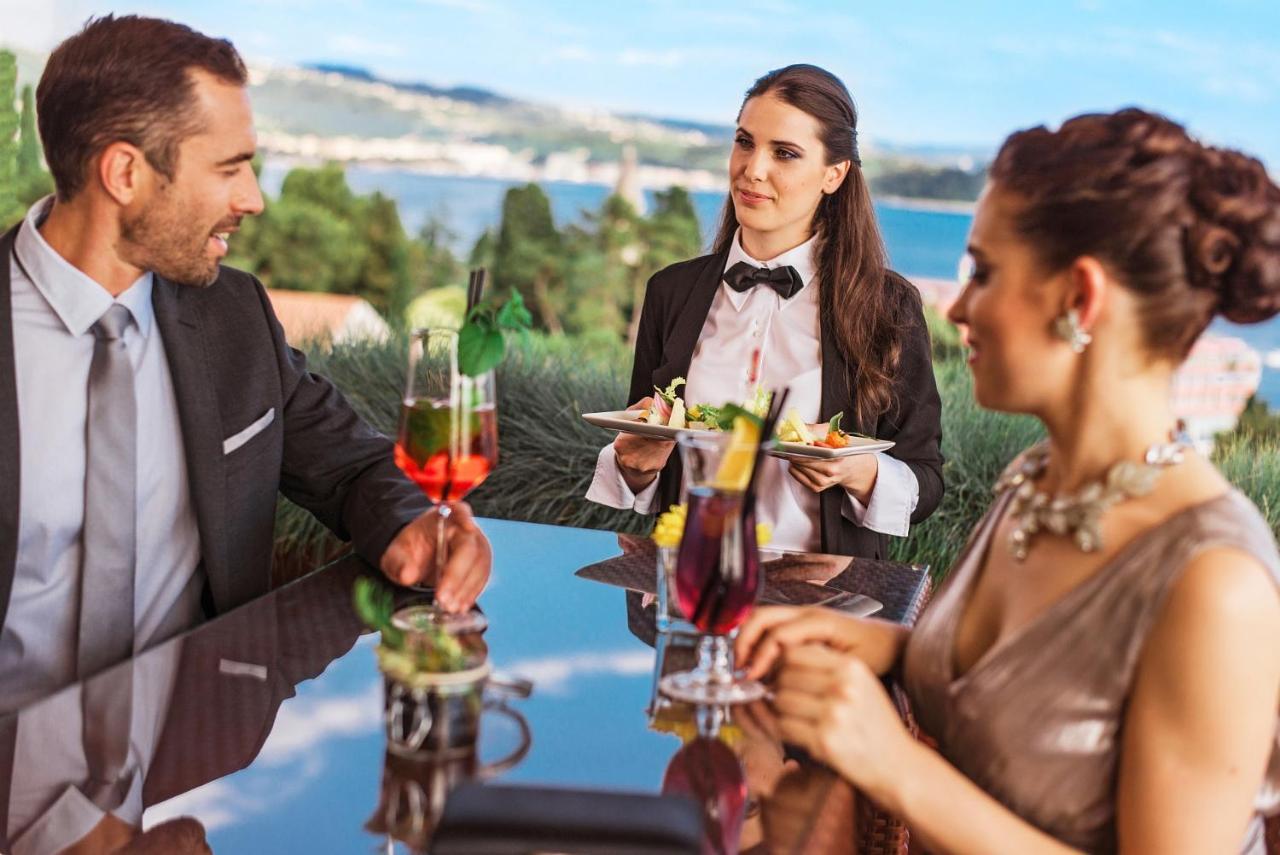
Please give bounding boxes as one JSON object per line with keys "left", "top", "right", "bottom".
{"left": 736, "top": 188, "right": 771, "bottom": 206}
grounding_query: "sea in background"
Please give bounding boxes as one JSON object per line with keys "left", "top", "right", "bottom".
{"left": 262, "top": 162, "right": 1280, "bottom": 407}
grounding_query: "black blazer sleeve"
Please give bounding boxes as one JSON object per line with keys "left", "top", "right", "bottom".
{"left": 874, "top": 281, "right": 944, "bottom": 525}
{"left": 252, "top": 281, "right": 429, "bottom": 566}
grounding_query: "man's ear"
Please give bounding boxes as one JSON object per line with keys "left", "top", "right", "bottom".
{"left": 96, "top": 142, "right": 148, "bottom": 206}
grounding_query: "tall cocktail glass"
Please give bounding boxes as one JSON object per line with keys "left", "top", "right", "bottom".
{"left": 395, "top": 327, "right": 498, "bottom": 615}
{"left": 659, "top": 432, "right": 764, "bottom": 705}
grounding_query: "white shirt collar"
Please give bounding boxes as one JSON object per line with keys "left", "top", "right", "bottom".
{"left": 721, "top": 227, "right": 818, "bottom": 311}
{"left": 14, "top": 196, "right": 154, "bottom": 338}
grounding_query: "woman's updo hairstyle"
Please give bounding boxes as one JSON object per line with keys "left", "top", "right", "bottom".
{"left": 990, "top": 107, "right": 1280, "bottom": 359}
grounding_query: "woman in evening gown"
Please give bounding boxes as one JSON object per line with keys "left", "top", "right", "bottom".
{"left": 739, "top": 107, "right": 1280, "bottom": 853}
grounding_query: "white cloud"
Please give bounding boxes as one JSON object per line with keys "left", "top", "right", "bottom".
{"left": 255, "top": 679, "right": 383, "bottom": 764}
{"left": 328, "top": 34, "right": 405, "bottom": 58}
{"left": 144, "top": 751, "right": 329, "bottom": 834}
{"left": 145, "top": 779, "right": 245, "bottom": 833}
{"left": 554, "top": 45, "right": 597, "bottom": 62}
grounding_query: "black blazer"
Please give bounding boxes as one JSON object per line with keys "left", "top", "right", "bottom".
{"left": 0, "top": 223, "right": 429, "bottom": 631}
{"left": 629, "top": 249, "right": 944, "bottom": 560}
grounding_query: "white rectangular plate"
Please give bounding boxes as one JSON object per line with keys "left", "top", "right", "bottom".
{"left": 769, "top": 436, "right": 895, "bottom": 460}
{"left": 583, "top": 410, "right": 894, "bottom": 459}
{"left": 582, "top": 410, "right": 707, "bottom": 440}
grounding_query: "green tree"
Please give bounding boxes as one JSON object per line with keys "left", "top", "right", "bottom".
{"left": 15, "top": 84, "right": 53, "bottom": 206}
{"left": 1222, "top": 395, "right": 1280, "bottom": 444}
{"left": 0, "top": 51, "right": 22, "bottom": 229}
{"left": 634, "top": 185, "right": 701, "bottom": 344}
{"left": 16, "top": 85, "right": 39, "bottom": 179}
{"left": 468, "top": 227, "right": 496, "bottom": 270}
{"left": 354, "top": 191, "right": 412, "bottom": 320}
{"left": 411, "top": 215, "right": 463, "bottom": 293}
{"left": 564, "top": 193, "right": 640, "bottom": 340}
{"left": 493, "top": 183, "right": 565, "bottom": 334}
{"left": 229, "top": 163, "right": 422, "bottom": 324}
{"left": 280, "top": 161, "right": 358, "bottom": 220}
{"left": 233, "top": 198, "right": 365, "bottom": 293}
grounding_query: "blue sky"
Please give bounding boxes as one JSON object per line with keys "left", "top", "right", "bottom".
{"left": 4, "top": 0, "right": 1278, "bottom": 166}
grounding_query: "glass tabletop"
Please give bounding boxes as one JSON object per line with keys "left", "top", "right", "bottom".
{"left": 0, "top": 518, "right": 929, "bottom": 854}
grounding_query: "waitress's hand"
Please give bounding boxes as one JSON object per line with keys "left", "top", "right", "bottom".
{"left": 787, "top": 454, "right": 878, "bottom": 503}
{"left": 614, "top": 396, "right": 675, "bottom": 493}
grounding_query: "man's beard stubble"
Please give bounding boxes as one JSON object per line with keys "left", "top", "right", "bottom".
{"left": 120, "top": 198, "right": 222, "bottom": 288}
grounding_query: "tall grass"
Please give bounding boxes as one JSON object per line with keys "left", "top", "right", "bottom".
{"left": 887, "top": 359, "right": 1042, "bottom": 574}
{"left": 275, "top": 331, "right": 1279, "bottom": 582}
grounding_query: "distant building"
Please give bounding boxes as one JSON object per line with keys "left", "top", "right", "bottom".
{"left": 615, "top": 144, "right": 647, "bottom": 215}
{"left": 1171, "top": 335, "right": 1262, "bottom": 453}
{"left": 265, "top": 289, "right": 391, "bottom": 347}
{"left": 910, "top": 276, "right": 1263, "bottom": 452}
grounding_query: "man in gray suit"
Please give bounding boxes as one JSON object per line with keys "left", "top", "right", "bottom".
{"left": 0, "top": 15, "right": 491, "bottom": 707}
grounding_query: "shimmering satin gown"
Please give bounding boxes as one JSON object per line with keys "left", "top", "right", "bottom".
{"left": 903, "top": 488, "right": 1280, "bottom": 853}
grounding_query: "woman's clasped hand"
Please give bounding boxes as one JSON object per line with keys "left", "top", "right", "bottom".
{"left": 735, "top": 607, "right": 917, "bottom": 803}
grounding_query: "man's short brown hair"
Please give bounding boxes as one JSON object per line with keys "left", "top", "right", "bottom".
{"left": 36, "top": 15, "right": 248, "bottom": 200}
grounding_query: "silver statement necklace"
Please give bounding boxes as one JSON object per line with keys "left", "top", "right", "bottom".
{"left": 994, "top": 440, "right": 1188, "bottom": 561}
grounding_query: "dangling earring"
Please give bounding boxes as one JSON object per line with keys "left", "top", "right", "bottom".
{"left": 1053, "top": 308, "right": 1092, "bottom": 354}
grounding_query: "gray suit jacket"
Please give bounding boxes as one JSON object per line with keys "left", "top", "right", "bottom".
{"left": 0, "top": 222, "right": 430, "bottom": 631}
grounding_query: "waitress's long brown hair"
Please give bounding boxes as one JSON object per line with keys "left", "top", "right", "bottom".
{"left": 714, "top": 64, "right": 914, "bottom": 424}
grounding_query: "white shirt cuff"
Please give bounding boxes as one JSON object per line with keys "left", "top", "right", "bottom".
{"left": 585, "top": 444, "right": 661, "bottom": 515}
{"left": 842, "top": 452, "right": 919, "bottom": 537}
{"left": 11, "top": 785, "right": 108, "bottom": 855}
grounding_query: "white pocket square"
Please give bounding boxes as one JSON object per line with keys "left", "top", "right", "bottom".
{"left": 218, "top": 658, "right": 268, "bottom": 681}
{"left": 222, "top": 407, "right": 276, "bottom": 455}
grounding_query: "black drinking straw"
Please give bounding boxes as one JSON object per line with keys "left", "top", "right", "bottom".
{"left": 475, "top": 267, "right": 488, "bottom": 307}
{"left": 742, "top": 388, "right": 789, "bottom": 511}
{"left": 691, "top": 388, "right": 790, "bottom": 632}
{"left": 465, "top": 269, "right": 478, "bottom": 316}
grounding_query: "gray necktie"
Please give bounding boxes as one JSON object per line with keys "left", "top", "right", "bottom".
{"left": 78, "top": 304, "right": 137, "bottom": 677}
{"left": 78, "top": 304, "right": 138, "bottom": 808}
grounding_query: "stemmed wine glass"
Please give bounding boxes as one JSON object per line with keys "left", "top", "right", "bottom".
{"left": 395, "top": 328, "right": 498, "bottom": 612}
{"left": 658, "top": 432, "right": 764, "bottom": 705}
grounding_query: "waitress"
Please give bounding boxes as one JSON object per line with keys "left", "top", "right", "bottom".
{"left": 587, "top": 64, "right": 943, "bottom": 559}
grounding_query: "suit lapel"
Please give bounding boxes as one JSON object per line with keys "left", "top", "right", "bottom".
{"left": 654, "top": 250, "right": 728, "bottom": 510}
{"left": 151, "top": 278, "right": 229, "bottom": 610}
{"left": 0, "top": 224, "right": 21, "bottom": 629}
{"left": 818, "top": 316, "right": 848, "bottom": 554}
{"left": 658, "top": 249, "right": 729, "bottom": 386}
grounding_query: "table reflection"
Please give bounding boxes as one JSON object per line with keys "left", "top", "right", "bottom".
{"left": 0, "top": 518, "right": 927, "bottom": 853}
{"left": 643, "top": 622, "right": 857, "bottom": 855}
{"left": 0, "top": 559, "right": 368, "bottom": 853}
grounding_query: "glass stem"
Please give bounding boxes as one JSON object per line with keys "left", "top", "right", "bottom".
{"left": 435, "top": 502, "right": 453, "bottom": 590}
{"left": 695, "top": 634, "right": 732, "bottom": 686}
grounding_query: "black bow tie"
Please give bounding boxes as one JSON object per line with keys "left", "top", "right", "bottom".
{"left": 723, "top": 261, "right": 804, "bottom": 300}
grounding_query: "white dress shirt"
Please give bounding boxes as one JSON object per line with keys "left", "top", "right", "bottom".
{"left": 587, "top": 230, "right": 919, "bottom": 551}
{"left": 7, "top": 645, "right": 181, "bottom": 854}
{"left": 1, "top": 198, "right": 203, "bottom": 709}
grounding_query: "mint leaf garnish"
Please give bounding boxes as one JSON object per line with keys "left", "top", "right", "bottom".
{"left": 457, "top": 292, "right": 532, "bottom": 376}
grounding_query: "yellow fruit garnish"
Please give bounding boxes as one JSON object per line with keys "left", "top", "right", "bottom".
{"left": 649, "top": 703, "right": 744, "bottom": 748}
{"left": 652, "top": 504, "right": 687, "bottom": 548}
{"left": 712, "top": 417, "right": 759, "bottom": 491}
{"left": 652, "top": 503, "right": 771, "bottom": 548}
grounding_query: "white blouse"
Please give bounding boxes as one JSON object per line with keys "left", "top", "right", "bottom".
{"left": 587, "top": 230, "right": 919, "bottom": 551}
